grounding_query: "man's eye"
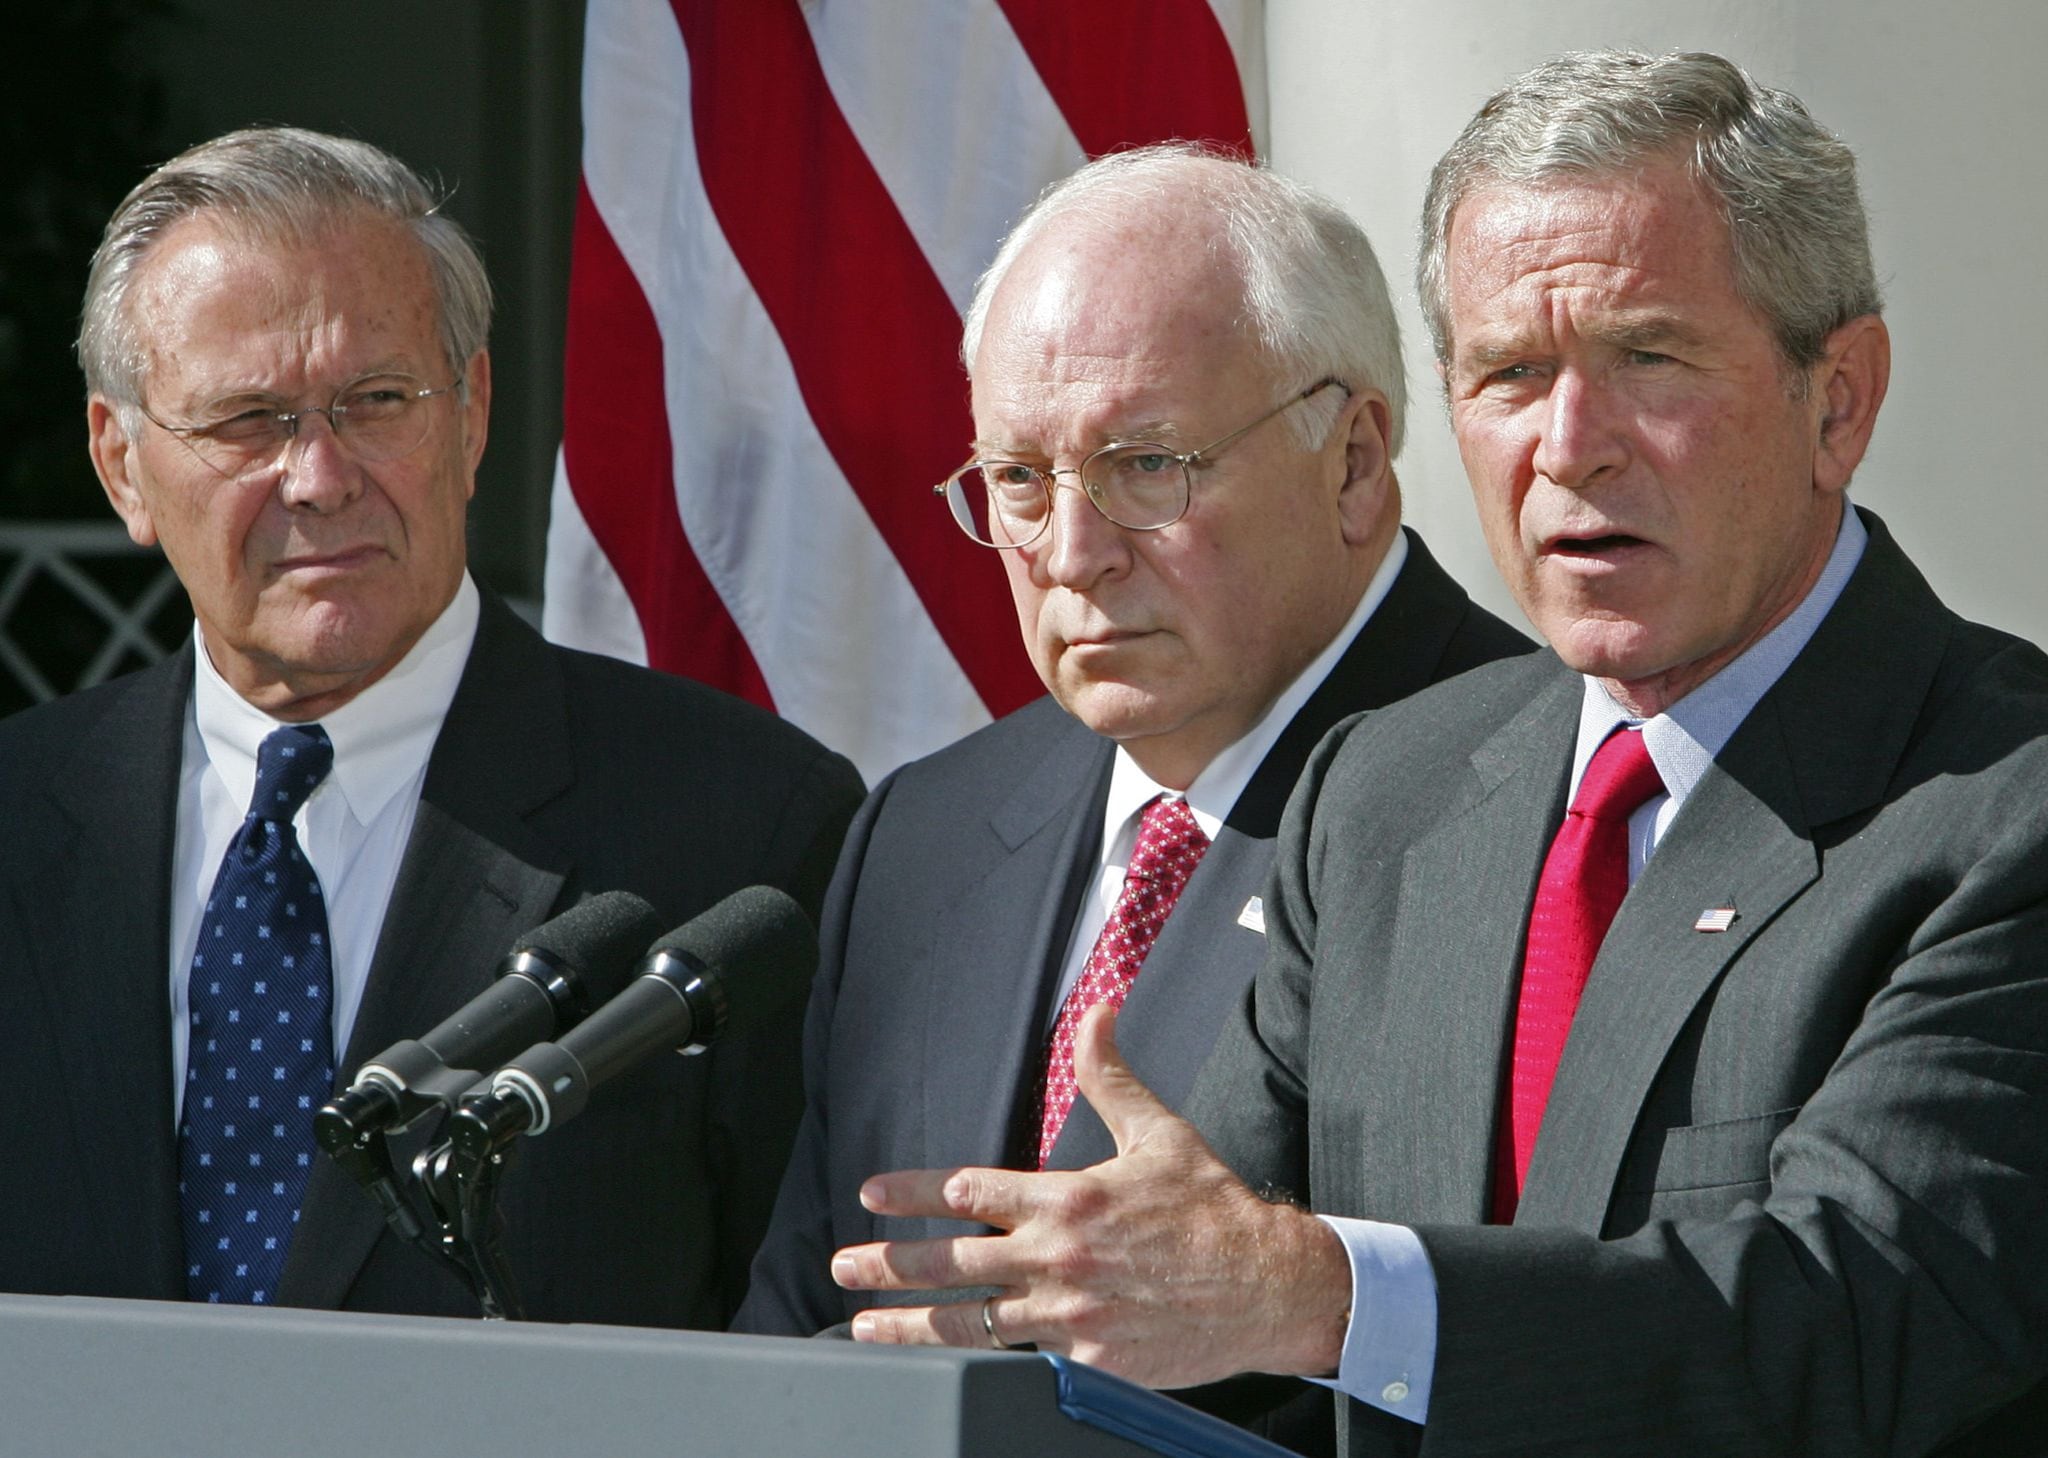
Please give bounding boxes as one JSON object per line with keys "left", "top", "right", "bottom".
{"left": 1625, "top": 349, "right": 1675, "bottom": 367}
{"left": 986, "top": 464, "right": 1039, "bottom": 488}
{"left": 200, "top": 409, "right": 284, "bottom": 443}
{"left": 1464, "top": 363, "right": 1539, "bottom": 394}
{"left": 1126, "top": 452, "right": 1175, "bottom": 474}
{"left": 337, "top": 387, "right": 412, "bottom": 422}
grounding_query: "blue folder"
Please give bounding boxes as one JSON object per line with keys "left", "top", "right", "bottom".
{"left": 1045, "top": 1354, "right": 1300, "bottom": 1458}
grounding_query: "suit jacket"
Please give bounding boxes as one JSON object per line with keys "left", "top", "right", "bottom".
{"left": 0, "top": 590, "right": 864, "bottom": 1329}
{"left": 735, "top": 531, "right": 1530, "bottom": 1336}
{"left": 1193, "top": 511, "right": 2048, "bottom": 1456}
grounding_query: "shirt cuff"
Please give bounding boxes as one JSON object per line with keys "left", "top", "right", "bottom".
{"left": 1309, "top": 1214, "right": 1438, "bottom": 1424}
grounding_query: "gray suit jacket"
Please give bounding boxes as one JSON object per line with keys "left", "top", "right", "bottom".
{"left": 0, "top": 591, "right": 863, "bottom": 1328}
{"left": 735, "top": 532, "right": 1531, "bottom": 1337}
{"left": 1194, "top": 512, "right": 2048, "bottom": 1455}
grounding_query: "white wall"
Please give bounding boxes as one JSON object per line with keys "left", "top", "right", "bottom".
{"left": 1266, "top": 1, "right": 2048, "bottom": 647}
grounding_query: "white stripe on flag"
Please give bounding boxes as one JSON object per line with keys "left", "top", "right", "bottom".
{"left": 803, "top": 0, "right": 1087, "bottom": 313}
{"left": 543, "top": 447, "right": 647, "bottom": 666}
{"left": 578, "top": 0, "right": 990, "bottom": 780}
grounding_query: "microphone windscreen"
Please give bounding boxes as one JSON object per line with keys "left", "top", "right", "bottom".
{"left": 649, "top": 885, "right": 818, "bottom": 1031}
{"left": 517, "top": 889, "right": 667, "bottom": 1004}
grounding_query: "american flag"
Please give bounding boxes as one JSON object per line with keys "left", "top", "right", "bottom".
{"left": 544, "top": 0, "right": 1264, "bottom": 782}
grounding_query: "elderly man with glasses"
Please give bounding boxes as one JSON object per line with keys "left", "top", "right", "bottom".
{"left": 0, "top": 126, "right": 862, "bottom": 1327}
{"left": 735, "top": 146, "right": 1527, "bottom": 1408}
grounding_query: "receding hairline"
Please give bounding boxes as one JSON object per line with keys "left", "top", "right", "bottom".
{"left": 120, "top": 207, "right": 453, "bottom": 406}
{"left": 113, "top": 203, "right": 458, "bottom": 398}
{"left": 972, "top": 197, "right": 1272, "bottom": 378}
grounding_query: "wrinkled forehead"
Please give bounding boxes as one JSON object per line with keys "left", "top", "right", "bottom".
{"left": 979, "top": 215, "right": 1258, "bottom": 379}
{"left": 128, "top": 210, "right": 443, "bottom": 399}
{"left": 1441, "top": 165, "right": 1742, "bottom": 328}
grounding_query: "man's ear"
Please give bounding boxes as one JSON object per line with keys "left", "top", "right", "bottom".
{"left": 88, "top": 396, "right": 159, "bottom": 547}
{"left": 458, "top": 348, "right": 492, "bottom": 495}
{"left": 1811, "top": 314, "right": 1890, "bottom": 496}
{"left": 1334, "top": 387, "right": 1395, "bottom": 547}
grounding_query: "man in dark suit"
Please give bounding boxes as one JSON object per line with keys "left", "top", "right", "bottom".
{"left": 735, "top": 145, "right": 1526, "bottom": 1341}
{"left": 0, "top": 127, "right": 862, "bottom": 1328}
{"left": 831, "top": 53, "right": 2048, "bottom": 1454}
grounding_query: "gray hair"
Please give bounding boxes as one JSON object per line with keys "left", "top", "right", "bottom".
{"left": 78, "top": 125, "right": 492, "bottom": 407}
{"left": 1417, "top": 50, "right": 1880, "bottom": 374}
{"left": 962, "top": 143, "right": 1407, "bottom": 457}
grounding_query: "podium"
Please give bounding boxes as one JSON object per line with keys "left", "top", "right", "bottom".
{"left": 0, "top": 1293, "right": 1289, "bottom": 1456}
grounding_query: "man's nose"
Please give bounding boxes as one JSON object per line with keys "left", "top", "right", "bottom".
{"left": 1530, "top": 369, "right": 1628, "bottom": 490}
{"left": 1038, "top": 470, "right": 1130, "bottom": 586}
{"left": 278, "top": 409, "right": 365, "bottom": 510}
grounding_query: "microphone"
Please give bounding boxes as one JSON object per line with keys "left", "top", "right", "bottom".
{"left": 448, "top": 885, "right": 816, "bottom": 1157}
{"left": 315, "top": 889, "right": 666, "bottom": 1150}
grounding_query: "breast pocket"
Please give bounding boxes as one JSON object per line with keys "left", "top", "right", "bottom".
{"left": 1611, "top": 1106, "right": 1802, "bottom": 1229}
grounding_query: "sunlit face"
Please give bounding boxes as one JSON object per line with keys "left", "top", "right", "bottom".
{"left": 1443, "top": 162, "right": 1846, "bottom": 714}
{"left": 973, "top": 219, "right": 1385, "bottom": 788}
{"left": 89, "top": 211, "right": 489, "bottom": 718}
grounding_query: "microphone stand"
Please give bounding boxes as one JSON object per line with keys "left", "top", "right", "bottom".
{"left": 412, "top": 1133, "right": 526, "bottom": 1321}
{"left": 316, "top": 1060, "right": 527, "bottom": 1321}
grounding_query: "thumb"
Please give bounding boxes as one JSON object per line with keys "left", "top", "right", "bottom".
{"left": 1073, "top": 1004, "right": 1180, "bottom": 1156}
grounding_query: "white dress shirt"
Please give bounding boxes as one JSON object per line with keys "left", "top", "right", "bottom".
{"left": 1046, "top": 531, "right": 1410, "bottom": 1023}
{"left": 168, "top": 575, "right": 480, "bottom": 1120}
{"left": 1319, "top": 507, "right": 1869, "bottom": 1422}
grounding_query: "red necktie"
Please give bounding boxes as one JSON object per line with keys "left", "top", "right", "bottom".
{"left": 1035, "top": 795, "right": 1210, "bottom": 1168}
{"left": 1492, "top": 728, "right": 1664, "bottom": 1221}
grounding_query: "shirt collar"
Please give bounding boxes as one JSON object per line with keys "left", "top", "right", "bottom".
{"left": 192, "top": 573, "right": 481, "bottom": 824}
{"left": 1108, "top": 529, "right": 1411, "bottom": 841}
{"left": 1572, "top": 503, "right": 1868, "bottom": 802}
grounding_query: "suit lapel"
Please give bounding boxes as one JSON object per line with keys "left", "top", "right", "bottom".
{"left": 35, "top": 652, "right": 192, "bottom": 1297}
{"left": 921, "top": 725, "right": 1110, "bottom": 1181}
{"left": 1232, "top": 531, "right": 1484, "bottom": 837}
{"left": 1522, "top": 513, "right": 1954, "bottom": 1230}
{"left": 1347, "top": 663, "right": 1579, "bottom": 1224}
{"left": 281, "top": 595, "right": 575, "bottom": 1308}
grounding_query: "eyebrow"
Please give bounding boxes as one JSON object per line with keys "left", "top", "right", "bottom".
{"left": 1596, "top": 316, "right": 1709, "bottom": 353}
{"left": 1457, "top": 315, "right": 1710, "bottom": 370}
{"left": 970, "top": 418, "right": 1188, "bottom": 459}
{"left": 176, "top": 360, "right": 429, "bottom": 404}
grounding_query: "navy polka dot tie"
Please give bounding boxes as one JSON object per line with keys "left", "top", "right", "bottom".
{"left": 179, "top": 723, "right": 336, "bottom": 1304}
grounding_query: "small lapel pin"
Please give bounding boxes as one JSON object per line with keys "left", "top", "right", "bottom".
{"left": 1237, "top": 896, "right": 1266, "bottom": 934}
{"left": 1693, "top": 906, "right": 1738, "bottom": 933}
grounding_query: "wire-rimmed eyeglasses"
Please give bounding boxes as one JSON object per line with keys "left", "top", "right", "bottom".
{"left": 138, "top": 373, "right": 464, "bottom": 477}
{"left": 934, "top": 377, "right": 1348, "bottom": 549}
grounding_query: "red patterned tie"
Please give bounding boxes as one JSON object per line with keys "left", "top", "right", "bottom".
{"left": 1035, "top": 795, "right": 1210, "bottom": 1168}
{"left": 1492, "top": 728, "right": 1664, "bottom": 1221}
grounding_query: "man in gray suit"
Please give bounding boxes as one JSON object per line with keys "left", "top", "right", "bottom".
{"left": 736, "top": 146, "right": 1525, "bottom": 1357}
{"left": 0, "top": 127, "right": 862, "bottom": 1326}
{"left": 831, "top": 52, "right": 2048, "bottom": 1454}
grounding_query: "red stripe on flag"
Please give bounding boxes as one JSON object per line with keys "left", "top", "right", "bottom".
{"left": 667, "top": 0, "right": 1043, "bottom": 720}
{"left": 561, "top": 182, "right": 774, "bottom": 708}
{"left": 997, "top": 0, "right": 1254, "bottom": 159}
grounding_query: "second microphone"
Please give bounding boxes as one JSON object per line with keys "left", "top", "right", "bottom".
{"left": 448, "top": 885, "right": 818, "bottom": 1158}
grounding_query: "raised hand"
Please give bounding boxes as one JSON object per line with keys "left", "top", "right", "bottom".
{"left": 832, "top": 1005, "right": 1350, "bottom": 1387}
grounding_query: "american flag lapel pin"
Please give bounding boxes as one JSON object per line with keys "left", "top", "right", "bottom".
{"left": 1693, "top": 905, "right": 1738, "bottom": 933}
{"left": 1238, "top": 896, "right": 1266, "bottom": 934}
